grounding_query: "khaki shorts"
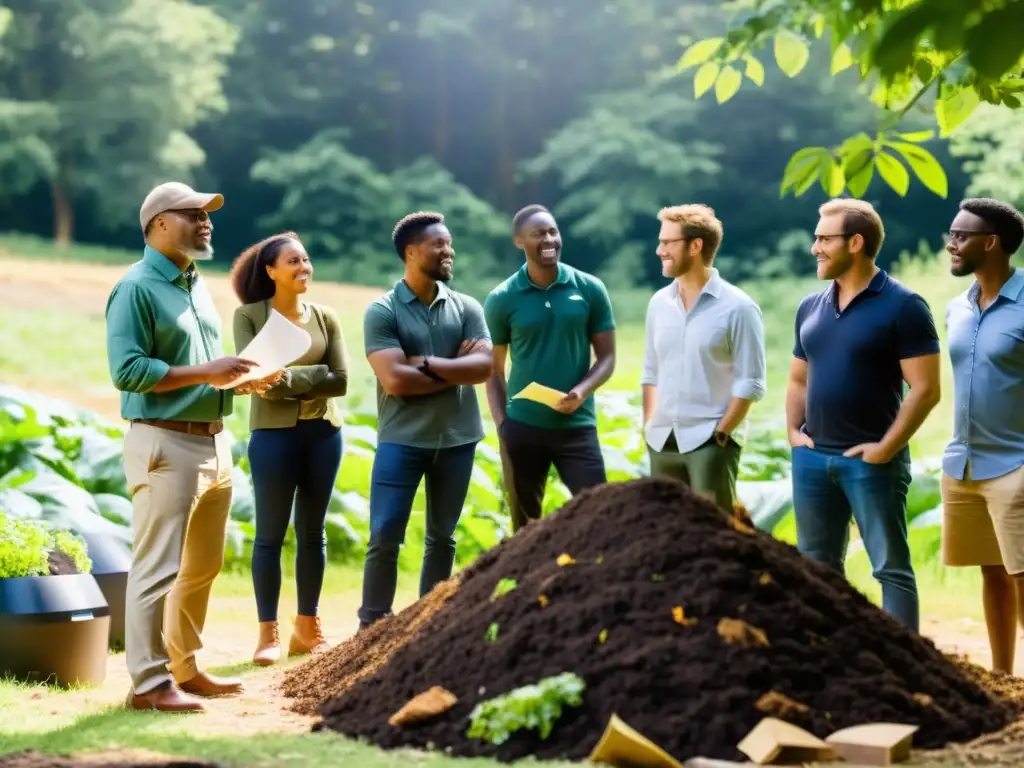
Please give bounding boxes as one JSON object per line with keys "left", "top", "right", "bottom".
{"left": 942, "top": 464, "right": 1024, "bottom": 574}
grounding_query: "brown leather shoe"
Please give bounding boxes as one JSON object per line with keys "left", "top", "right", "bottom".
{"left": 126, "top": 681, "right": 205, "bottom": 713}
{"left": 178, "top": 669, "right": 244, "bottom": 698}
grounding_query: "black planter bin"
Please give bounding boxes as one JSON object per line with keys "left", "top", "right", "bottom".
{"left": 79, "top": 531, "right": 132, "bottom": 651}
{"left": 0, "top": 573, "right": 111, "bottom": 688}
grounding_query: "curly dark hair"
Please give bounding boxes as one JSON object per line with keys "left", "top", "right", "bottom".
{"left": 959, "top": 197, "right": 1024, "bottom": 255}
{"left": 230, "top": 231, "right": 300, "bottom": 304}
{"left": 392, "top": 211, "right": 445, "bottom": 261}
{"left": 512, "top": 204, "right": 551, "bottom": 234}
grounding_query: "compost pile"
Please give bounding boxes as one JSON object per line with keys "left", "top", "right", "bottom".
{"left": 311, "top": 477, "right": 1020, "bottom": 764}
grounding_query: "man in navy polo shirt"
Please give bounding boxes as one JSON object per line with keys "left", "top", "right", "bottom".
{"left": 786, "top": 198, "right": 941, "bottom": 632}
{"left": 940, "top": 198, "right": 1024, "bottom": 673}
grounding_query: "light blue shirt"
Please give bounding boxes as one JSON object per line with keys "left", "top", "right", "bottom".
{"left": 943, "top": 267, "right": 1024, "bottom": 481}
{"left": 641, "top": 269, "right": 767, "bottom": 453}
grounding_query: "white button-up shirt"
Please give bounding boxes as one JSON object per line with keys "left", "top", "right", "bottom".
{"left": 641, "top": 270, "right": 767, "bottom": 453}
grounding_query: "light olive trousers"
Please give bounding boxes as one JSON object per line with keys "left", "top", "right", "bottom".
{"left": 648, "top": 433, "right": 742, "bottom": 512}
{"left": 122, "top": 423, "right": 233, "bottom": 694}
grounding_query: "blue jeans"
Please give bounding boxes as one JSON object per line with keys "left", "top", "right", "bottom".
{"left": 248, "top": 418, "right": 343, "bottom": 622}
{"left": 358, "top": 441, "right": 477, "bottom": 626}
{"left": 791, "top": 446, "right": 918, "bottom": 631}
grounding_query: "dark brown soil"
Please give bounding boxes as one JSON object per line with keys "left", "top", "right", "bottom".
{"left": 313, "top": 477, "right": 1021, "bottom": 764}
{"left": 0, "top": 751, "right": 219, "bottom": 768}
{"left": 46, "top": 550, "right": 79, "bottom": 576}
{"left": 281, "top": 575, "right": 462, "bottom": 715}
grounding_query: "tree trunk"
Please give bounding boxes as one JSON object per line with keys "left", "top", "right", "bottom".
{"left": 51, "top": 177, "right": 74, "bottom": 246}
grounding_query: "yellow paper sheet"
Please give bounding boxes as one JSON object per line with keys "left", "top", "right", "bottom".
{"left": 512, "top": 382, "right": 566, "bottom": 409}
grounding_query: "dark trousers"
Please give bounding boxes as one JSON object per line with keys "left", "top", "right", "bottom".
{"left": 247, "top": 418, "right": 343, "bottom": 623}
{"left": 648, "top": 433, "right": 742, "bottom": 511}
{"left": 358, "top": 440, "right": 477, "bottom": 626}
{"left": 498, "top": 418, "right": 606, "bottom": 532}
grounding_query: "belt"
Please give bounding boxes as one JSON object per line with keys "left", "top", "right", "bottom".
{"left": 132, "top": 419, "right": 224, "bottom": 436}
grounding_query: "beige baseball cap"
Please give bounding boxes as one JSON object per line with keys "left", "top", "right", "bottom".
{"left": 140, "top": 181, "right": 224, "bottom": 234}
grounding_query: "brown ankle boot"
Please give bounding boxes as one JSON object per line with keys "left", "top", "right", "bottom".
{"left": 252, "top": 620, "right": 280, "bottom": 666}
{"left": 288, "top": 614, "right": 329, "bottom": 657}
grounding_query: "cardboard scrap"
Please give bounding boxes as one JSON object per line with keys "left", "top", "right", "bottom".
{"left": 387, "top": 686, "right": 457, "bottom": 727}
{"left": 717, "top": 618, "right": 769, "bottom": 648}
{"left": 825, "top": 722, "right": 919, "bottom": 765}
{"left": 589, "top": 713, "right": 683, "bottom": 768}
{"left": 736, "top": 717, "right": 835, "bottom": 765}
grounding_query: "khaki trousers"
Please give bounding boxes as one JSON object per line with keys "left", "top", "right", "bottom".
{"left": 122, "top": 422, "right": 233, "bottom": 694}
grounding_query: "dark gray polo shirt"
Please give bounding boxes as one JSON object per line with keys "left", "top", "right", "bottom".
{"left": 363, "top": 279, "right": 490, "bottom": 449}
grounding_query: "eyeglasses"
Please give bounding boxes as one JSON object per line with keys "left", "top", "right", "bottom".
{"left": 167, "top": 209, "right": 210, "bottom": 224}
{"left": 813, "top": 232, "right": 852, "bottom": 244}
{"left": 943, "top": 230, "right": 994, "bottom": 245}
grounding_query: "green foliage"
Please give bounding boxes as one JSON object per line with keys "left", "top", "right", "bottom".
{"left": 0, "top": 512, "right": 91, "bottom": 578}
{"left": 252, "top": 129, "right": 511, "bottom": 289}
{"left": 676, "top": 0, "right": 1024, "bottom": 199}
{"left": 949, "top": 104, "right": 1024, "bottom": 209}
{"left": 0, "top": 0, "right": 238, "bottom": 238}
{"left": 466, "top": 673, "right": 586, "bottom": 745}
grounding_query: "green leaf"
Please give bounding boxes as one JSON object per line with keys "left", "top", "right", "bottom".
{"left": 743, "top": 55, "right": 765, "bottom": 86}
{"left": 694, "top": 62, "right": 720, "bottom": 98}
{"left": 895, "top": 130, "right": 935, "bottom": 143}
{"left": 873, "top": 6, "right": 932, "bottom": 77}
{"left": 715, "top": 66, "right": 742, "bottom": 103}
{"left": 773, "top": 30, "right": 810, "bottom": 78}
{"left": 1003, "top": 94, "right": 1022, "bottom": 109}
{"left": 963, "top": 6, "right": 1024, "bottom": 80}
{"left": 678, "top": 37, "right": 724, "bottom": 69}
{"left": 844, "top": 149, "right": 876, "bottom": 198}
{"left": 831, "top": 43, "right": 854, "bottom": 75}
{"left": 887, "top": 142, "right": 949, "bottom": 198}
{"left": 875, "top": 152, "right": 910, "bottom": 196}
{"left": 780, "top": 147, "right": 829, "bottom": 196}
{"left": 819, "top": 159, "right": 845, "bottom": 197}
{"left": 936, "top": 87, "right": 981, "bottom": 137}
{"left": 812, "top": 15, "right": 826, "bottom": 40}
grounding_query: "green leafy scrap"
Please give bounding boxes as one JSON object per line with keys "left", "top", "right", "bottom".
{"left": 466, "top": 673, "right": 586, "bottom": 746}
{"left": 491, "top": 578, "right": 519, "bottom": 601}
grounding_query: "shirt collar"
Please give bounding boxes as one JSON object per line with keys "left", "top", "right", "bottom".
{"left": 515, "top": 262, "right": 571, "bottom": 291}
{"left": 396, "top": 278, "right": 449, "bottom": 305}
{"left": 143, "top": 245, "right": 194, "bottom": 286}
{"left": 671, "top": 268, "right": 723, "bottom": 303}
{"left": 967, "top": 266, "right": 1024, "bottom": 305}
{"left": 827, "top": 268, "right": 887, "bottom": 304}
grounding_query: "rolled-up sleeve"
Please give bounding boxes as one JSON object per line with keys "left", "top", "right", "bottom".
{"left": 640, "top": 297, "right": 658, "bottom": 387}
{"left": 105, "top": 281, "right": 169, "bottom": 393}
{"left": 730, "top": 301, "right": 767, "bottom": 402}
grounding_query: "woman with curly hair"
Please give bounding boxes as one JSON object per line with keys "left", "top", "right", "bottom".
{"left": 230, "top": 232, "right": 349, "bottom": 666}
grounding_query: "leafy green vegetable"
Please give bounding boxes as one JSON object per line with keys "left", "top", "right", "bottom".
{"left": 466, "top": 672, "right": 585, "bottom": 745}
{"left": 0, "top": 512, "right": 91, "bottom": 577}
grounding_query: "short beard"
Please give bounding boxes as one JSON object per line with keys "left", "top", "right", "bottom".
{"left": 423, "top": 265, "right": 451, "bottom": 282}
{"left": 185, "top": 243, "right": 214, "bottom": 262}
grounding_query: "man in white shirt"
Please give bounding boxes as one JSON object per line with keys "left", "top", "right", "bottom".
{"left": 641, "top": 204, "right": 767, "bottom": 510}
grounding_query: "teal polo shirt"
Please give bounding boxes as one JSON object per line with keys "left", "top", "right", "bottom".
{"left": 484, "top": 263, "right": 615, "bottom": 429}
{"left": 105, "top": 246, "right": 231, "bottom": 422}
{"left": 364, "top": 279, "right": 489, "bottom": 449}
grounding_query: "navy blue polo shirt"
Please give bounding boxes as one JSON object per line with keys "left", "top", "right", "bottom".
{"left": 793, "top": 269, "right": 940, "bottom": 453}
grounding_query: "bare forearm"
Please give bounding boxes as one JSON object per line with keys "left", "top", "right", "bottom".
{"left": 785, "top": 382, "right": 806, "bottom": 438}
{"left": 642, "top": 384, "right": 657, "bottom": 425}
{"left": 387, "top": 365, "right": 451, "bottom": 397}
{"left": 427, "top": 353, "right": 493, "bottom": 386}
{"left": 152, "top": 364, "right": 212, "bottom": 392}
{"left": 573, "top": 355, "right": 615, "bottom": 399}
{"left": 716, "top": 397, "right": 753, "bottom": 436}
{"left": 879, "top": 387, "right": 940, "bottom": 457}
{"left": 486, "top": 374, "right": 508, "bottom": 426}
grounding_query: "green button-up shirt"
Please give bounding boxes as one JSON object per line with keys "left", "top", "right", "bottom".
{"left": 484, "top": 263, "right": 615, "bottom": 429}
{"left": 105, "top": 246, "right": 231, "bottom": 422}
{"left": 363, "top": 279, "right": 489, "bottom": 449}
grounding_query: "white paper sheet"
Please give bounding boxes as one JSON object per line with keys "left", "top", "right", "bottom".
{"left": 214, "top": 308, "right": 312, "bottom": 389}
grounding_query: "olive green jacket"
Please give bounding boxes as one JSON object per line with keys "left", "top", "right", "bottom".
{"left": 232, "top": 300, "right": 349, "bottom": 430}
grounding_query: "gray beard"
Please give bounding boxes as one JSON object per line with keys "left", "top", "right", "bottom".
{"left": 186, "top": 243, "right": 214, "bottom": 262}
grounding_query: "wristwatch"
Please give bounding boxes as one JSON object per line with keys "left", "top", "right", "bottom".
{"left": 418, "top": 357, "right": 446, "bottom": 383}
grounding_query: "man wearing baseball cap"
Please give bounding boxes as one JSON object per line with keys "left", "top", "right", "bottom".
{"left": 106, "top": 181, "right": 273, "bottom": 712}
